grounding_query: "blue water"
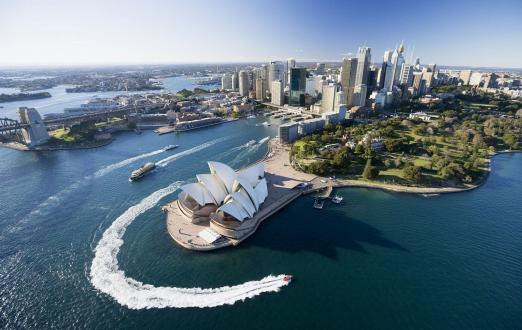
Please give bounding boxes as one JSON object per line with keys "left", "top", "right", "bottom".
{"left": 0, "top": 76, "right": 219, "bottom": 119}
{"left": 0, "top": 117, "right": 521, "bottom": 329}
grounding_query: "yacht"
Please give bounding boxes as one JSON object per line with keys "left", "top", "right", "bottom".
{"left": 331, "top": 195, "right": 343, "bottom": 204}
{"left": 130, "top": 162, "right": 156, "bottom": 181}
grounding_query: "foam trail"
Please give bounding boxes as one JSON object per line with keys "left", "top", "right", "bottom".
{"left": 95, "top": 149, "right": 166, "bottom": 177}
{"left": 90, "top": 182, "right": 288, "bottom": 309}
{"left": 258, "top": 136, "right": 270, "bottom": 144}
{"left": 156, "top": 137, "right": 228, "bottom": 168}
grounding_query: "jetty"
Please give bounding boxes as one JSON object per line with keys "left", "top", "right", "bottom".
{"left": 163, "top": 139, "right": 329, "bottom": 251}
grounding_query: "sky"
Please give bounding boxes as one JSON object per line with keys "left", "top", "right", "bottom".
{"left": 1, "top": 0, "right": 521, "bottom": 68}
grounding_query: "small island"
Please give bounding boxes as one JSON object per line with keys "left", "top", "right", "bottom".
{"left": 0, "top": 92, "right": 51, "bottom": 103}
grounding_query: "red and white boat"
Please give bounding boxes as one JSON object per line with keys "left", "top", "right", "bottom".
{"left": 283, "top": 275, "right": 293, "bottom": 282}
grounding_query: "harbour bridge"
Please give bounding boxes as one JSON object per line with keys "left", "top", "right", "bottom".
{"left": 0, "top": 118, "right": 26, "bottom": 143}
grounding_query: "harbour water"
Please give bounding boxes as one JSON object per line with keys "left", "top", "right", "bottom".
{"left": 0, "top": 116, "right": 521, "bottom": 329}
{"left": 0, "top": 76, "right": 219, "bottom": 119}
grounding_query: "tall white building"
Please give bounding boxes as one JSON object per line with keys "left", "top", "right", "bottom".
{"left": 285, "top": 58, "right": 296, "bottom": 87}
{"left": 400, "top": 64, "right": 414, "bottom": 87}
{"left": 271, "top": 80, "right": 284, "bottom": 106}
{"left": 321, "top": 83, "right": 339, "bottom": 113}
{"left": 355, "top": 47, "right": 371, "bottom": 87}
{"left": 238, "top": 70, "right": 249, "bottom": 97}
{"left": 353, "top": 85, "right": 367, "bottom": 107}
{"left": 221, "top": 73, "right": 232, "bottom": 90}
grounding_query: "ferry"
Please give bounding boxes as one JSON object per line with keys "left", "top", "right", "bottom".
{"left": 163, "top": 144, "right": 179, "bottom": 151}
{"left": 130, "top": 162, "right": 156, "bottom": 181}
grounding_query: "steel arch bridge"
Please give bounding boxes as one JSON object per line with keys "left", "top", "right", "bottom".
{"left": 0, "top": 118, "right": 26, "bottom": 143}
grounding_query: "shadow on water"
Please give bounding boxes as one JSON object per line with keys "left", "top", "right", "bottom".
{"left": 242, "top": 196, "right": 409, "bottom": 259}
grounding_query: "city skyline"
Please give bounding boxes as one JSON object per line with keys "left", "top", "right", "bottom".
{"left": 1, "top": 0, "right": 521, "bottom": 68}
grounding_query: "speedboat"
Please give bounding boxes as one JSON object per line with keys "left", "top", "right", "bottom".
{"left": 283, "top": 275, "right": 293, "bottom": 282}
{"left": 246, "top": 140, "right": 256, "bottom": 147}
{"left": 163, "top": 144, "right": 179, "bottom": 151}
{"left": 331, "top": 195, "right": 343, "bottom": 204}
{"left": 247, "top": 115, "right": 256, "bottom": 119}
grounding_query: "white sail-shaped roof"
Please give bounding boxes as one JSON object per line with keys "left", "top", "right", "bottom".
{"left": 197, "top": 173, "right": 228, "bottom": 204}
{"left": 208, "top": 161, "right": 236, "bottom": 193}
{"left": 180, "top": 182, "right": 216, "bottom": 206}
{"left": 232, "top": 176, "right": 259, "bottom": 211}
{"left": 224, "top": 190, "right": 256, "bottom": 217}
{"left": 239, "top": 163, "right": 265, "bottom": 187}
{"left": 253, "top": 178, "right": 268, "bottom": 205}
{"left": 218, "top": 200, "right": 250, "bottom": 221}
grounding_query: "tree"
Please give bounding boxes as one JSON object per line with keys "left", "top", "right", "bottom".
{"left": 503, "top": 133, "right": 518, "bottom": 149}
{"left": 403, "top": 161, "right": 422, "bottom": 183}
{"left": 333, "top": 147, "right": 351, "bottom": 168}
{"left": 354, "top": 143, "right": 364, "bottom": 155}
{"left": 472, "top": 133, "right": 485, "bottom": 149}
{"left": 362, "top": 158, "right": 379, "bottom": 180}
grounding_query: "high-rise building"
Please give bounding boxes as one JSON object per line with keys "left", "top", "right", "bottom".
{"left": 271, "top": 80, "right": 284, "bottom": 106}
{"left": 18, "top": 107, "right": 50, "bottom": 146}
{"left": 340, "top": 57, "right": 358, "bottom": 105}
{"left": 353, "top": 85, "right": 367, "bottom": 107}
{"left": 422, "top": 71, "right": 435, "bottom": 90}
{"left": 355, "top": 47, "right": 371, "bottom": 87}
{"left": 483, "top": 73, "right": 498, "bottom": 89}
{"left": 413, "top": 72, "right": 425, "bottom": 95}
{"left": 400, "top": 64, "right": 414, "bottom": 87}
{"left": 315, "top": 63, "right": 326, "bottom": 75}
{"left": 231, "top": 72, "right": 239, "bottom": 91}
{"left": 279, "top": 122, "right": 298, "bottom": 144}
{"left": 238, "top": 70, "right": 249, "bottom": 96}
{"left": 268, "top": 61, "right": 284, "bottom": 92}
{"left": 459, "top": 70, "right": 472, "bottom": 85}
{"left": 221, "top": 73, "right": 232, "bottom": 90}
{"left": 289, "top": 67, "right": 306, "bottom": 106}
{"left": 469, "top": 72, "right": 483, "bottom": 86}
{"left": 321, "top": 83, "right": 339, "bottom": 113}
{"left": 255, "top": 78, "right": 265, "bottom": 101}
{"left": 285, "top": 58, "right": 296, "bottom": 87}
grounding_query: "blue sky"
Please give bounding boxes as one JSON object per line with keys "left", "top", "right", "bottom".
{"left": 1, "top": 0, "right": 521, "bottom": 67}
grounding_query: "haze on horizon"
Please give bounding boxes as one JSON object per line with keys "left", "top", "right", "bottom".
{"left": 1, "top": 0, "right": 521, "bottom": 68}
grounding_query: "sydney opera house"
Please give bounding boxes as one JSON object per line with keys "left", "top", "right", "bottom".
{"left": 173, "top": 161, "right": 269, "bottom": 245}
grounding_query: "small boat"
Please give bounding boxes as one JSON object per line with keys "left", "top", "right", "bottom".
{"left": 162, "top": 144, "right": 179, "bottom": 151}
{"left": 313, "top": 198, "right": 324, "bottom": 209}
{"left": 246, "top": 140, "right": 257, "bottom": 147}
{"left": 130, "top": 162, "right": 156, "bottom": 181}
{"left": 283, "top": 275, "right": 293, "bottom": 282}
{"left": 331, "top": 195, "right": 343, "bottom": 204}
{"left": 247, "top": 115, "right": 256, "bottom": 119}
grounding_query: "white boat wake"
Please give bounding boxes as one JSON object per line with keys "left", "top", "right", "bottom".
{"left": 94, "top": 148, "right": 167, "bottom": 177}
{"left": 156, "top": 137, "right": 228, "bottom": 168}
{"left": 90, "top": 182, "right": 289, "bottom": 309}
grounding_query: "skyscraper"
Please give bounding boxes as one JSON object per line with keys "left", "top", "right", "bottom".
{"left": 238, "top": 70, "right": 249, "bottom": 96}
{"left": 355, "top": 47, "right": 371, "bottom": 87}
{"left": 289, "top": 67, "right": 306, "bottom": 106}
{"left": 255, "top": 78, "right": 265, "bottom": 101}
{"left": 231, "top": 72, "right": 239, "bottom": 91}
{"left": 340, "top": 57, "right": 358, "bottom": 106}
{"left": 268, "top": 61, "right": 284, "bottom": 92}
{"left": 221, "top": 73, "right": 232, "bottom": 90}
{"left": 285, "top": 58, "right": 296, "bottom": 87}
{"left": 271, "top": 80, "right": 284, "bottom": 106}
{"left": 400, "top": 64, "right": 414, "bottom": 87}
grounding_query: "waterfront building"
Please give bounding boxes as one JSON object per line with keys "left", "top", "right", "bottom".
{"left": 321, "top": 83, "right": 339, "bottom": 113}
{"left": 298, "top": 117, "right": 325, "bottom": 136}
{"left": 459, "top": 70, "right": 472, "bottom": 85}
{"left": 268, "top": 61, "right": 284, "bottom": 92}
{"left": 279, "top": 122, "right": 299, "bottom": 144}
{"left": 289, "top": 67, "right": 306, "bottom": 106}
{"left": 18, "top": 107, "right": 50, "bottom": 146}
{"left": 255, "top": 78, "right": 265, "bottom": 101}
{"left": 340, "top": 57, "right": 358, "bottom": 105}
{"left": 238, "top": 70, "right": 249, "bottom": 97}
{"left": 271, "top": 80, "right": 284, "bottom": 106}
{"left": 221, "top": 73, "right": 232, "bottom": 90}
{"left": 322, "top": 111, "right": 341, "bottom": 126}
